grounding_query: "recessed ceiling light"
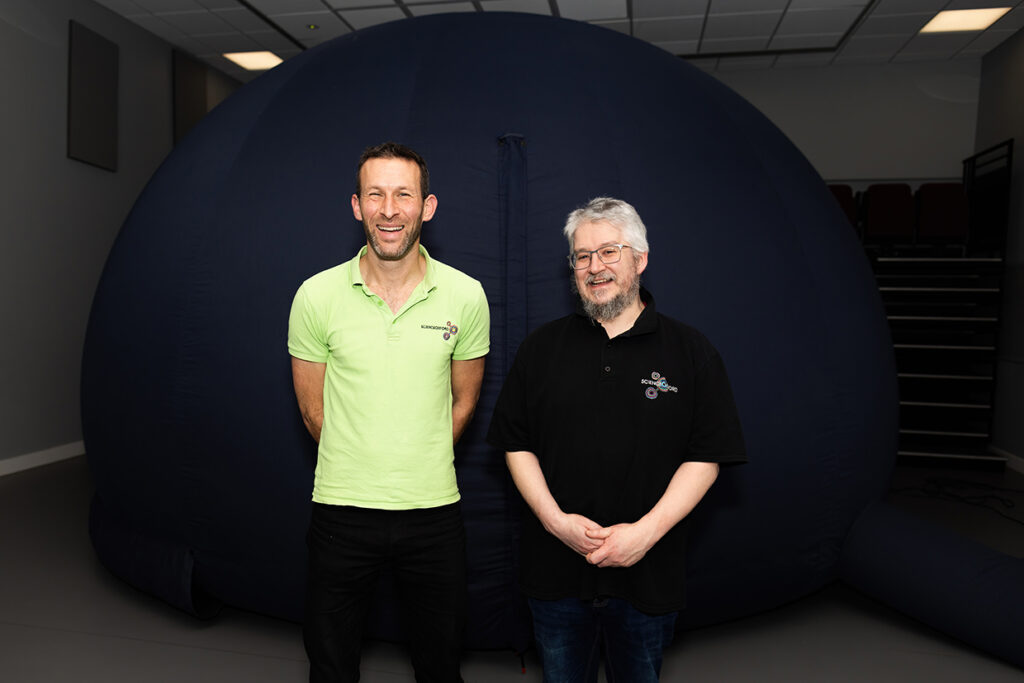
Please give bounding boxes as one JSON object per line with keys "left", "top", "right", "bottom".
{"left": 222, "top": 51, "right": 283, "bottom": 70}
{"left": 920, "top": 8, "right": 1011, "bottom": 33}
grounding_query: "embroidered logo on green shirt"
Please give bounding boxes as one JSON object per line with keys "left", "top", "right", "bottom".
{"left": 421, "top": 321, "right": 460, "bottom": 340}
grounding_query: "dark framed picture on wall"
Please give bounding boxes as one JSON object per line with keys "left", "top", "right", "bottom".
{"left": 67, "top": 20, "right": 118, "bottom": 172}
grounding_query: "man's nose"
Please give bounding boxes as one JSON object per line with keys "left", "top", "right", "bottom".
{"left": 381, "top": 194, "right": 398, "bottom": 217}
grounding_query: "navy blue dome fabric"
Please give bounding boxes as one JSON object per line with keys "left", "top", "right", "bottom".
{"left": 84, "top": 12, "right": 898, "bottom": 649}
{"left": 842, "top": 502, "right": 1024, "bottom": 669}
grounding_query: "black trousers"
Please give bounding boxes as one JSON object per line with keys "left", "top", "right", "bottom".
{"left": 304, "top": 501, "right": 467, "bottom": 683}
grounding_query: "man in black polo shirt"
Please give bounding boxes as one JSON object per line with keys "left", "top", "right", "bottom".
{"left": 487, "top": 197, "right": 746, "bottom": 682}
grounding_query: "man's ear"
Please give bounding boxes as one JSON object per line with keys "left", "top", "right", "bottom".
{"left": 635, "top": 250, "right": 649, "bottom": 276}
{"left": 422, "top": 194, "right": 438, "bottom": 222}
{"left": 351, "top": 194, "right": 362, "bottom": 221}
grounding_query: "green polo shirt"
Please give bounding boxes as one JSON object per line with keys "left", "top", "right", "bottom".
{"left": 288, "top": 245, "right": 490, "bottom": 509}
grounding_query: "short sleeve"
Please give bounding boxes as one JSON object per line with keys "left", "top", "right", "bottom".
{"left": 452, "top": 282, "right": 490, "bottom": 361}
{"left": 486, "top": 340, "right": 533, "bottom": 454}
{"left": 687, "top": 348, "right": 747, "bottom": 465}
{"left": 287, "top": 283, "right": 329, "bottom": 363}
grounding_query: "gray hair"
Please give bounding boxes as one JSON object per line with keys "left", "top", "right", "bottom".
{"left": 563, "top": 197, "right": 650, "bottom": 254}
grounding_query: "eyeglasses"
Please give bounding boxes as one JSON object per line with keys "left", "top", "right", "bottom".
{"left": 568, "top": 244, "right": 632, "bottom": 270}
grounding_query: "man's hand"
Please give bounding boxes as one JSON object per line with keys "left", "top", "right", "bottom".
{"left": 547, "top": 512, "right": 606, "bottom": 556}
{"left": 581, "top": 461, "right": 720, "bottom": 568}
{"left": 583, "top": 522, "right": 656, "bottom": 568}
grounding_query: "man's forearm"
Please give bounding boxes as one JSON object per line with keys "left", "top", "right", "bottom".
{"left": 506, "top": 450, "right": 604, "bottom": 556}
{"left": 638, "top": 460, "right": 719, "bottom": 543}
{"left": 585, "top": 460, "right": 720, "bottom": 568}
{"left": 291, "top": 357, "right": 326, "bottom": 444}
{"left": 451, "top": 399, "right": 475, "bottom": 444}
{"left": 505, "top": 450, "right": 563, "bottom": 531}
{"left": 302, "top": 410, "right": 323, "bottom": 443}
{"left": 450, "top": 356, "right": 485, "bottom": 444}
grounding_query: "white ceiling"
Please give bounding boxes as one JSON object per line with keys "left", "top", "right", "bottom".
{"left": 92, "top": 0, "right": 1024, "bottom": 81}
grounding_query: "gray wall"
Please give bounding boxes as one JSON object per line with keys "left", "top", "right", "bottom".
{"left": 0, "top": 0, "right": 173, "bottom": 465}
{"left": 977, "top": 29, "right": 1024, "bottom": 465}
{"left": 715, "top": 59, "right": 981, "bottom": 183}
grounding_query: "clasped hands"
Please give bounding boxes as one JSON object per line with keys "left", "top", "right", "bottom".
{"left": 549, "top": 512, "right": 655, "bottom": 568}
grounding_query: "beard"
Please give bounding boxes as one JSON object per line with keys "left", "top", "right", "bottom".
{"left": 363, "top": 217, "right": 423, "bottom": 262}
{"left": 572, "top": 266, "right": 641, "bottom": 322}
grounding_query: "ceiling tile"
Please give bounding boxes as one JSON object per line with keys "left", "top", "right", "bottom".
{"left": 769, "top": 33, "right": 842, "bottom": 50}
{"left": 773, "top": 51, "right": 835, "bottom": 67}
{"left": 711, "top": 0, "right": 787, "bottom": 12}
{"left": 270, "top": 11, "right": 351, "bottom": 43}
{"left": 958, "top": 28, "right": 1018, "bottom": 53}
{"left": 200, "top": 52, "right": 253, "bottom": 74}
{"left": 195, "top": 0, "right": 241, "bottom": 9}
{"left": 832, "top": 53, "right": 889, "bottom": 64}
{"left": 889, "top": 51, "right": 952, "bottom": 62}
{"left": 716, "top": 54, "right": 777, "bottom": 70}
{"left": 776, "top": 7, "right": 862, "bottom": 35}
{"left": 590, "top": 19, "right": 631, "bottom": 35}
{"left": 479, "top": 0, "right": 553, "bottom": 15}
{"left": 855, "top": 12, "right": 932, "bottom": 35}
{"left": 248, "top": 30, "right": 297, "bottom": 50}
{"left": 945, "top": 0, "right": 1018, "bottom": 9}
{"left": 339, "top": 6, "right": 407, "bottom": 29}
{"left": 901, "top": 31, "right": 981, "bottom": 53}
{"left": 249, "top": 0, "right": 328, "bottom": 12}
{"left": 871, "top": 0, "right": 946, "bottom": 15}
{"left": 993, "top": 5, "right": 1024, "bottom": 31}
{"left": 214, "top": 7, "right": 276, "bottom": 32}
{"left": 837, "top": 33, "right": 908, "bottom": 60}
{"left": 683, "top": 56, "right": 719, "bottom": 72}
{"left": 325, "top": 0, "right": 397, "bottom": 8}
{"left": 634, "top": 0, "right": 708, "bottom": 20}
{"left": 156, "top": 9, "right": 235, "bottom": 33}
{"left": 633, "top": 16, "right": 704, "bottom": 42}
{"left": 788, "top": 0, "right": 869, "bottom": 8}
{"left": 557, "top": 0, "right": 628, "bottom": 22}
{"left": 704, "top": 12, "right": 782, "bottom": 39}
{"left": 407, "top": 3, "right": 478, "bottom": 16}
{"left": 699, "top": 36, "right": 769, "bottom": 52}
{"left": 94, "top": 0, "right": 148, "bottom": 14}
{"left": 194, "top": 32, "right": 263, "bottom": 52}
{"left": 131, "top": 0, "right": 206, "bottom": 11}
{"left": 302, "top": 33, "right": 344, "bottom": 47}
{"left": 86, "top": 0, "right": 1023, "bottom": 76}
{"left": 653, "top": 39, "right": 700, "bottom": 54}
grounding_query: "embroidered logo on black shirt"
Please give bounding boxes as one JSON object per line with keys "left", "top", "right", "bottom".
{"left": 641, "top": 371, "right": 678, "bottom": 399}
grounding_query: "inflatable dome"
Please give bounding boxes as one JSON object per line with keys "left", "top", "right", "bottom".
{"left": 83, "top": 12, "right": 1023, "bottom": 666}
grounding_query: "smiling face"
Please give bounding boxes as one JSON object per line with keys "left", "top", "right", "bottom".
{"left": 571, "top": 220, "right": 648, "bottom": 323}
{"left": 352, "top": 157, "right": 437, "bottom": 262}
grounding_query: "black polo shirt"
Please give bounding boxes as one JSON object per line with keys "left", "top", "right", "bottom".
{"left": 487, "top": 289, "right": 746, "bottom": 614}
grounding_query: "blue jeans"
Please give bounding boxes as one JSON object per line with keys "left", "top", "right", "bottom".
{"left": 528, "top": 597, "right": 677, "bottom": 683}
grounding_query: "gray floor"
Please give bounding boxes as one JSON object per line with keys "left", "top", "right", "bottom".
{"left": 1, "top": 456, "right": 1022, "bottom": 682}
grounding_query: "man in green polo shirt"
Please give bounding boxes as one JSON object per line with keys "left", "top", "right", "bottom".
{"left": 288, "top": 142, "right": 489, "bottom": 683}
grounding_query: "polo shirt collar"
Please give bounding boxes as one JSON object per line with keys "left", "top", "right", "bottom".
{"left": 349, "top": 244, "right": 438, "bottom": 293}
{"left": 574, "top": 287, "right": 658, "bottom": 337}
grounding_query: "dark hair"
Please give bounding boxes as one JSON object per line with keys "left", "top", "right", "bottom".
{"left": 355, "top": 142, "right": 430, "bottom": 197}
